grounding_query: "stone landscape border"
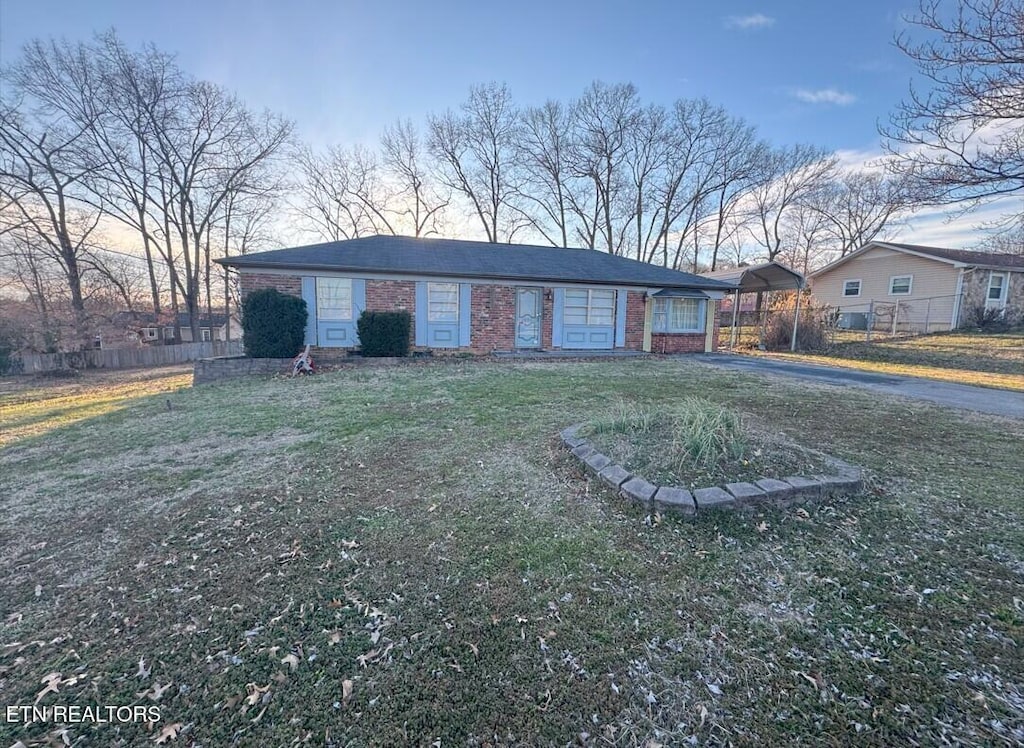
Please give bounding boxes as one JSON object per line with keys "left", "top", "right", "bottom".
{"left": 559, "top": 423, "right": 863, "bottom": 517}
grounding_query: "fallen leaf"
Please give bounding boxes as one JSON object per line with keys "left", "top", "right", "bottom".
{"left": 281, "top": 653, "right": 300, "bottom": 671}
{"left": 152, "top": 722, "right": 182, "bottom": 744}
{"left": 756, "top": 521, "right": 769, "bottom": 533}
{"left": 35, "top": 672, "right": 62, "bottom": 703}
{"left": 467, "top": 642, "right": 479, "bottom": 658}
{"left": 244, "top": 683, "right": 270, "bottom": 707}
{"left": 137, "top": 657, "right": 151, "bottom": 680}
{"left": 342, "top": 679, "right": 353, "bottom": 705}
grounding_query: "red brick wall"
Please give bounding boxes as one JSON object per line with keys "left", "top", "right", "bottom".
{"left": 366, "top": 280, "right": 415, "bottom": 313}
{"left": 625, "top": 291, "right": 647, "bottom": 350}
{"left": 239, "top": 272, "right": 301, "bottom": 298}
{"left": 469, "top": 285, "right": 516, "bottom": 353}
{"left": 540, "top": 291, "right": 554, "bottom": 350}
{"left": 650, "top": 333, "right": 706, "bottom": 353}
{"left": 238, "top": 273, "right": 718, "bottom": 354}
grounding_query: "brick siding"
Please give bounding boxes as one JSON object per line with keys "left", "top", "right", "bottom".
{"left": 625, "top": 291, "right": 646, "bottom": 350}
{"left": 239, "top": 273, "right": 301, "bottom": 298}
{"left": 237, "top": 270, "right": 715, "bottom": 354}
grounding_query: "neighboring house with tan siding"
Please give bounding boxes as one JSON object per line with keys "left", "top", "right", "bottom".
{"left": 810, "top": 242, "right": 1024, "bottom": 333}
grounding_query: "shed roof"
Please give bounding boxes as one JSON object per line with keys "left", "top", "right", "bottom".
{"left": 701, "top": 262, "right": 805, "bottom": 292}
{"left": 218, "top": 235, "right": 736, "bottom": 291}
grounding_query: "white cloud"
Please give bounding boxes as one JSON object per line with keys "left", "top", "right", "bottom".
{"left": 793, "top": 88, "right": 856, "bottom": 106}
{"left": 724, "top": 13, "right": 775, "bottom": 30}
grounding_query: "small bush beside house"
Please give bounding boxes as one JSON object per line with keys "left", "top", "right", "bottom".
{"left": 241, "top": 289, "right": 307, "bottom": 358}
{"left": 356, "top": 311, "right": 411, "bottom": 357}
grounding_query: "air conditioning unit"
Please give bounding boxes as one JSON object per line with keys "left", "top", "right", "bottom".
{"left": 837, "top": 312, "right": 868, "bottom": 330}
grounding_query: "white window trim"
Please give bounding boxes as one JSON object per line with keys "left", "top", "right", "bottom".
{"left": 652, "top": 298, "right": 705, "bottom": 334}
{"left": 888, "top": 275, "right": 913, "bottom": 296}
{"left": 842, "top": 279, "right": 862, "bottom": 298}
{"left": 427, "top": 282, "right": 460, "bottom": 323}
{"left": 564, "top": 288, "right": 615, "bottom": 327}
{"left": 987, "top": 272, "right": 1008, "bottom": 306}
{"left": 316, "top": 277, "right": 354, "bottom": 321}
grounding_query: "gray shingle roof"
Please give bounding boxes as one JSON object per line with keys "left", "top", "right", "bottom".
{"left": 217, "top": 235, "right": 735, "bottom": 290}
{"left": 882, "top": 242, "right": 1024, "bottom": 270}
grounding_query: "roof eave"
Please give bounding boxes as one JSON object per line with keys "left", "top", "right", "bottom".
{"left": 219, "top": 259, "right": 735, "bottom": 290}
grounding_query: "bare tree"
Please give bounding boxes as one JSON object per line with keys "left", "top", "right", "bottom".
{"left": 294, "top": 144, "right": 394, "bottom": 241}
{"left": 514, "top": 100, "right": 577, "bottom": 246}
{"left": 381, "top": 119, "right": 449, "bottom": 237}
{"left": 0, "top": 95, "right": 103, "bottom": 347}
{"left": 747, "top": 144, "right": 837, "bottom": 261}
{"left": 810, "top": 170, "right": 911, "bottom": 257}
{"left": 568, "top": 82, "right": 639, "bottom": 254}
{"left": 428, "top": 83, "right": 521, "bottom": 242}
{"left": 883, "top": 0, "right": 1024, "bottom": 219}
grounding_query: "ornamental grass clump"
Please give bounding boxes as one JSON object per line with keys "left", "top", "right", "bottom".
{"left": 585, "top": 400, "right": 660, "bottom": 436}
{"left": 672, "top": 397, "right": 745, "bottom": 468}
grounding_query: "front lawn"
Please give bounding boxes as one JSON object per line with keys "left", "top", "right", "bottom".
{"left": 1, "top": 360, "right": 1022, "bottom": 746}
{"left": 756, "top": 329, "right": 1024, "bottom": 391}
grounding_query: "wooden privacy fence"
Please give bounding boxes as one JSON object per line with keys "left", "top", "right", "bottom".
{"left": 16, "top": 341, "right": 244, "bottom": 373}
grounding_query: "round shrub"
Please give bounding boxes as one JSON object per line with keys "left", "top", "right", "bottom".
{"left": 357, "top": 311, "right": 411, "bottom": 357}
{"left": 241, "top": 288, "right": 307, "bottom": 358}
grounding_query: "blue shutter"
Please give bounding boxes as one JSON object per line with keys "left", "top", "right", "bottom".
{"left": 352, "top": 279, "right": 366, "bottom": 345}
{"left": 414, "top": 281, "right": 428, "bottom": 346}
{"left": 301, "top": 277, "right": 317, "bottom": 346}
{"left": 459, "top": 284, "right": 472, "bottom": 347}
{"left": 552, "top": 288, "right": 564, "bottom": 348}
{"left": 614, "top": 290, "right": 628, "bottom": 347}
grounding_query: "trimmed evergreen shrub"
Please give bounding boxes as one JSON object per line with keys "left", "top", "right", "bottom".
{"left": 357, "top": 311, "right": 411, "bottom": 357}
{"left": 241, "top": 289, "right": 307, "bottom": 358}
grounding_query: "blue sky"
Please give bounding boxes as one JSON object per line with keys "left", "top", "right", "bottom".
{"left": 0, "top": 0, "right": 997, "bottom": 246}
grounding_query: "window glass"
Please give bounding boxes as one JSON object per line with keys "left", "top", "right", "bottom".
{"left": 890, "top": 276, "right": 912, "bottom": 295}
{"left": 589, "top": 290, "right": 615, "bottom": 326}
{"left": 988, "top": 274, "right": 1006, "bottom": 300}
{"left": 652, "top": 298, "right": 703, "bottom": 332}
{"left": 428, "top": 282, "right": 459, "bottom": 322}
{"left": 843, "top": 280, "right": 861, "bottom": 297}
{"left": 671, "top": 298, "right": 700, "bottom": 330}
{"left": 564, "top": 289, "right": 615, "bottom": 326}
{"left": 317, "top": 278, "right": 353, "bottom": 320}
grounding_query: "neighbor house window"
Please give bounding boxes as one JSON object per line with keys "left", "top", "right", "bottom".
{"left": 987, "top": 273, "right": 1007, "bottom": 303}
{"left": 427, "top": 282, "right": 459, "bottom": 322}
{"left": 842, "top": 280, "right": 861, "bottom": 297}
{"left": 652, "top": 298, "right": 704, "bottom": 333}
{"left": 163, "top": 327, "right": 175, "bottom": 339}
{"left": 316, "top": 278, "right": 353, "bottom": 320}
{"left": 142, "top": 327, "right": 157, "bottom": 340}
{"left": 564, "top": 289, "right": 615, "bottom": 326}
{"left": 889, "top": 275, "right": 913, "bottom": 295}
{"left": 200, "top": 328, "right": 212, "bottom": 342}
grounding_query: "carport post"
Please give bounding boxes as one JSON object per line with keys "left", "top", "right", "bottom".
{"left": 729, "top": 289, "right": 740, "bottom": 349}
{"left": 790, "top": 285, "right": 803, "bottom": 352}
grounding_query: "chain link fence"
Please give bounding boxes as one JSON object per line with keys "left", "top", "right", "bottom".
{"left": 720, "top": 293, "right": 965, "bottom": 350}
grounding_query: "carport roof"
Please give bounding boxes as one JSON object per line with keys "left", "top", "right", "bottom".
{"left": 701, "top": 262, "right": 805, "bottom": 292}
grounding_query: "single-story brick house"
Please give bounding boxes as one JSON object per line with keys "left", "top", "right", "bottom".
{"left": 218, "top": 236, "right": 735, "bottom": 355}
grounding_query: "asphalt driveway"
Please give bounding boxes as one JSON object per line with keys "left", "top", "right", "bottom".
{"left": 697, "top": 353, "right": 1024, "bottom": 419}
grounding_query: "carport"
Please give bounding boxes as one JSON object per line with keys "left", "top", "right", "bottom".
{"left": 701, "top": 262, "right": 806, "bottom": 351}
